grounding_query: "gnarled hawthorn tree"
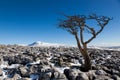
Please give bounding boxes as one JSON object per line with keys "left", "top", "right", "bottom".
{"left": 59, "top": 14, "right": 112, "bottom": 71}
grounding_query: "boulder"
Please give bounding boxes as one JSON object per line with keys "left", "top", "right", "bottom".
{"left": 42, "top": 71, "right": 52, "bottom": 80}
{"left": 64, "top": 69, "right": 80, "bottom": 80}
{"left": 52, "top": 71, "right": 67, "bottom": 80}
{"left": 12, "top": 73, "right": 21, "bottom": 79}
{"left": 112, "top": 75, "right": 120, "bottom": 80}
{"left": 76, "top": 73, "right": 89, "bottom": 80}
{"left": 2, "top": 68, "right": 16, "bottom": 78}
{"left": 19, "top": 66, "right": 29, "bottom": 77}
{"left": 95, "top": 70, "right": 107, "bottom": 75}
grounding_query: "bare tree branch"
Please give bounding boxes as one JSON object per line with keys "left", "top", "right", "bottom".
{"left": 59, "top": 14, "right": 112, "bottom": 71}
{"left": 75, "top": 33, "right": 83, "bottom": 52}
{"left": 85, "top": 15, "right": 112, "bottom": 44}
{"left": 85, "top": 25, "right": 96, "bottom": 37}
{"left": 80, "top": 27, "right": 84, "bottom": 44}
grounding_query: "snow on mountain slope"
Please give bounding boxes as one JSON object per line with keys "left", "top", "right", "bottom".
{"left": 28, "top": 41, "right": 67, "bottom": 47}
{"left": 89, "top": 46, "right": 120, "bottom": 51}
{"left": 101, "top": 46, "right": 120, "bottom": 51}
{"left": 17, "top": 41, "right": 120, "bottom": 51}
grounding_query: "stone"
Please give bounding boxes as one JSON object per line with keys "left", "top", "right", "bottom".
{"left": 112, "top": 75, "right": 120, "bottom": 80}
{"left": 42, "top": 72, "right": 52, "bottom": 80}
{"left": 1, "top": 44, "right": 120, "bottom": 80}
{"left": 76, "top": 73, "right": 89, "bottom": 80}
{"left": 12, "top": 73, "right": 21, "bottom": 80}
{"left": 29, "top": 64, "right": 41, "bottom": 73}
{"left": 0, "top": 68, "right": 2, "bottom": 76}
{"left": 2, "top": 68, "right": 16, "bottom": 78}
{"left": 95, "top": 70, "right": 107, "bottom": 75}
{"left": 19, "top": 66, "right": 29, "bottom": 77}
{"left": 52, "top": 71, "right": 67, "bottom": 80}
{"left": 87, "top": 70, "right": 96, "bottom": 80}
{"left": 64, "top": 69, "right": 80, "bottom": 80}
{"left": 94, "top": 75, "right": 113, "bottom": 80}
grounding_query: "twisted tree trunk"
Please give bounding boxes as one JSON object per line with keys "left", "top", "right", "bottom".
{"left": 75, "top": 34, "right": 91, "bottom": 71}
{"left": 81, "top": 48, "right": 91, "bottom": 71}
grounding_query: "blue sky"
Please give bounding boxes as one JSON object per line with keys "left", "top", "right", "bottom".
{"left": 0, "top": 0, "right": 120, "bottom": 46}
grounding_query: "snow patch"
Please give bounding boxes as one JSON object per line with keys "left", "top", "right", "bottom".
{"left": 54, "top": 67, "right": 70, "bottom": 73}
{"left": 30, "top": 74, "right": 39, "bottom": 80}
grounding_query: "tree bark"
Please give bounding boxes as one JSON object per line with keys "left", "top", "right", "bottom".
{"left": 75, "top": 34, "right": 91, "bottom": 71}
{"left": 81, "top": 49, "right": 91, "bottom": 71}
{"left": 82, "top": 44, "right": 91, "bottom": 71}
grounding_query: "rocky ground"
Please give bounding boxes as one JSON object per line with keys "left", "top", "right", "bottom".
{"left": 0, "top": 45, "right": 120, "bottom": 80}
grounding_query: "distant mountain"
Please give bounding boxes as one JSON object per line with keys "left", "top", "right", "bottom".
{"left": 101, "top": 46, "right": 120, "bottom": 51}
{"left": 17, "top": 44, "right": 27, "bottom": 46}
{"left": 28, "top": 41, "right": 67, "bottom": 47}
{"left": 19, "top": 41, "right": 120, "bottom": 51}
{"left": 89, "top": 46, "right": 120, "bottom": 51}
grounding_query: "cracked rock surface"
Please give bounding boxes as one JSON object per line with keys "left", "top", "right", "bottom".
{"left": 0, "top": 45, "right": 120, "bottom": 80}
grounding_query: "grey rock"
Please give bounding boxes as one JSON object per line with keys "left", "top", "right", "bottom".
{"left": 2, "top": 68, "right": 16, "bottom": 78}
{"left": 76, "top": 73, "right": 89, "bottom": 80}
{"left": 1, "top": 44, "right": 120, "bottom": 80}
{"left": 19, "top": 66, "right": 29, "bottom": 77}
{"left": 42, "top": 72, "right": 52, "bottom": 80}
{"left": 64, "top": 69, "right": 80, "bottom": 80}
{"left": 95, "top": 70, "right": 107, "bottom": 75}
{"left": 112, "top": 75, "right": 120, "bottom": 80}
{"left": 52, "top": 71, "right": 67, "bottom": 80}
{"left": 94, "top": 75, "right": 113, "bottom": 80}
{"left": 12, "top": 73, "right": 21, "bottom": 80}
{"left": 0, "top": 68, "right": 2, "bottom": 76}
